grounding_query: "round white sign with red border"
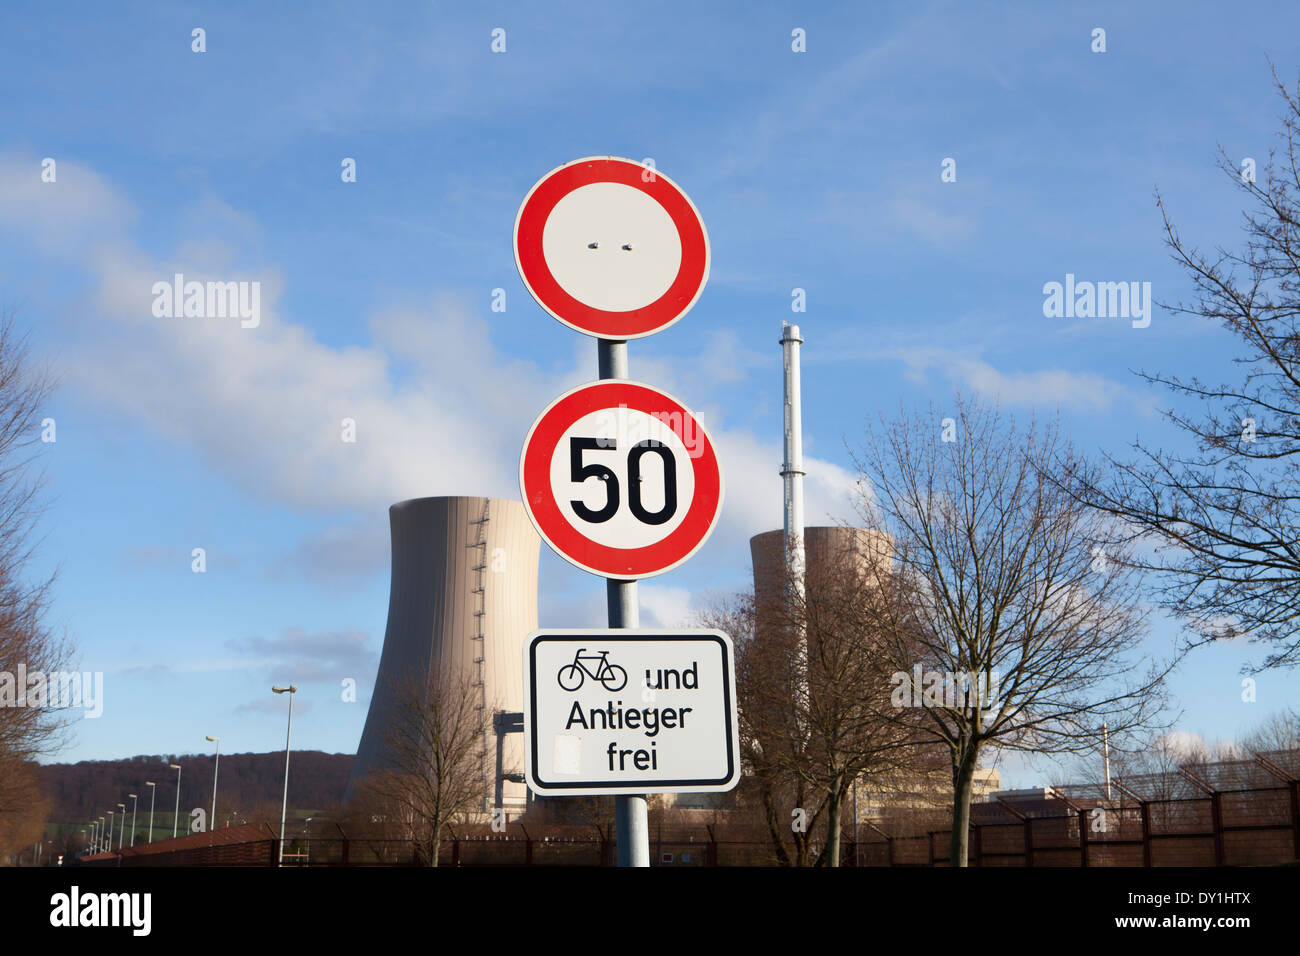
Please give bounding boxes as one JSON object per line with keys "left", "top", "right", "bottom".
{"left": 520, "top": 379, "right": 724, "bottom": 578}
{"left": 514, "top": 156, "right": 710, "bottom": 340}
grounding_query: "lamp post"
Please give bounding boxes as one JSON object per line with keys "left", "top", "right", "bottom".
{"left": 205, "top": 735, "right": 220, "bottom": 831}
{"left": 169, "top": 763, "right": 182, "bottom": 838}
{"left": 97, "top": 817, "right": 105, "bottom": 853}
{"left": 145, "top": 781, "right": 156, "bottom": 844}
{"left": 91, "top": 819, "right": 99, "bottom": 853}
{"left": 272, "top": 684, "right": 297, "bottom": 865}
{"left": 116, "top": 803, "right": 126, "bottom": 849}
{"left": 128, "top": 793, "right": 138, "bottom": 847}
{"left": 105, "top": 812, "right": 113, "bottom": 853}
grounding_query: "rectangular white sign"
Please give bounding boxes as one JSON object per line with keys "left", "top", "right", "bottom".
{"left": 523, "top": 629, "right": 740, "bottom": 796}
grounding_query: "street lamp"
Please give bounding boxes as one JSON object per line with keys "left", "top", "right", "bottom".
{"left": 128, "top": 793, "right": 138, "bottom": 847}
{"left": 105, "top": 811, "right": 113, "bottom": 853}
{"left": 205, "top": 735, "right": 220, "bottom": 831}
{"left": 272, "top": 684, "right": 297, "bottom": 865}
{"left": 145, "top": 781, "right": 156, "bottom": 844}
{"left": 116, "top": 803, "right": 126, "bottom": 849}
{"left": 97, "top": 817, "right": 105, "bottom": 853}
{"left": 169, "top": 763, "right": 182, "bottom": 838}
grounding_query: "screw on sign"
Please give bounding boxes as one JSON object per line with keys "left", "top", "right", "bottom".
{"left": 513, "top": 156, "right": 710, "bottom": 339}
{"left": 519, "top": 379, "right": 724, "bottom": 579}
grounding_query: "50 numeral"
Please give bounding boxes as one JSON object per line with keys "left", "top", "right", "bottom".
{"left": 570, "top": 437, "right": 677, "bottom": 525}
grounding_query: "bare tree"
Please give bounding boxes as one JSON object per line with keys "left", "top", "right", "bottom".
{"left": 850, "top": 394, "right": 1175, "bottom": 866}
{"left": 1069, "top": 67, "right": 1300, "bottom": 671}
{"left": 0, "top": 759, "right": 50, "bottom": 863}
{"left": 703, "top": 532, "right": 923, "bottom": 867}
{"left": 1238, "top": 707, "right": 1300, "bottom": 753}
{"left": 352, "top": 665, "right": 486, "bottom": 867}
{"left": 702, "top": 589, "right": 826, "bottom": 867}
{"left": 0, "top": 308, "right": 64, "bottom": 840}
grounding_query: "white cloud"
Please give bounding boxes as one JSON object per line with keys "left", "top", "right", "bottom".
{"left": 1159, "top": 730, "right": 1209, "bottom": 758}
{"left": 1, "top": 149, "right": 857, "bottom": 592}
{"left": 0, "top": 153, "right": 136, "bottom": 255}
{"left": 638, "top": 585, "right": 696, "bottom": 628}
{"left": 711, "top": 428, "right": 861, "bottom": 546}
{"left": 876, "top": 345, "right": 1148, "bottom": 413}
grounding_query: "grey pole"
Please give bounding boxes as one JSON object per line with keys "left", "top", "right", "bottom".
{"left": 780, "top": 322, "right": 808, "bottom": 734}
{"left": 169, "top": 764, "right": 182, "bottom": 838}
{"left": 609, "top": 577, "right": 648, "bottom": 867}
{"left": 145, "top": 781, "right": 156, "bottom": 844}
{"left": 597, "top": 338, "right": 628, "bottom": 380}
{"left": 1102, "top": 722, "right": 1111, "bottom": 801}
{"left": 598, "top": 337, "right": 649, "bottom": 868}
{"left": 206, "top": 735, "right": 220, "bottom": 831}
{"left": 117, "top": 803, "right": 125, "bottom": 849}
{"left": 273, "top": 685, "right": 297, "bottom": 865}
{"left": 129, "top": 793, "right": 137, "bottom": 847}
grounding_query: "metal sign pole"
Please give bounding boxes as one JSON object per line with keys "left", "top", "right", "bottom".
{"left": 599, "top": 337, "right": 650, "bottom": 868}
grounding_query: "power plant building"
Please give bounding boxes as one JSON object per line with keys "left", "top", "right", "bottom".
{"left": 750, "top": 525, "right": 894, "bottom": 608}
{"left": 346, "top": 496, "right": 541, "bottom": 817}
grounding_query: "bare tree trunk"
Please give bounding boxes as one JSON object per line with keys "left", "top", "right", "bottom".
{"left": 949, "top": 745, "right": 978, "bottom": 867}
{"left": 759, "top": 779, "right": 793, "bottom": 867}
{"left": 794, "top": 778, "right": 812, "bottom": 867}
{"left": 824, "top": 774, "right": 844, "bottom": 867}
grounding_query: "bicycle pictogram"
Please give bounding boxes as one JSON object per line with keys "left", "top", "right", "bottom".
{"left": 557, "top": 648, "right": 628, "bottom": 692}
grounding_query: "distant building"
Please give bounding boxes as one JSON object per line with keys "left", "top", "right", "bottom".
{"left": 856, "top": 767, "right": 1003, "bottom": 819}
{"left": 991, "top": 787, "right": 1055, "bottom": 803}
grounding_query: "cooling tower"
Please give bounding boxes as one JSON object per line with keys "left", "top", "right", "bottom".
{"left": 346, "top": 496, "right": 541, "bottom": 816}
{"left": 750, "top": 526, "right": 894, "bottom": 612}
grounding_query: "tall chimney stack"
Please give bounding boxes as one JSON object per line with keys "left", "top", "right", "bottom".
{"left": 780, "top": 321, "right": 807, "bottom": 719}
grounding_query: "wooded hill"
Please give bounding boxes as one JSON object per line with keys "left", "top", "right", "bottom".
{"left": 39, "top": 752, "right": 353, "bottom": 828}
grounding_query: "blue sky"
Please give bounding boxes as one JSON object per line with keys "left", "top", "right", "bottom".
{"left": 2, "top": 0, "right": 1299, "bottom": 789}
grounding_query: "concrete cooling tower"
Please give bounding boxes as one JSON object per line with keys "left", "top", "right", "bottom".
{"left": 346, "top": 496, "right": 541, "bottom": 816}
{"left": 750, "top": 526, "right": 894, "bottom": 611}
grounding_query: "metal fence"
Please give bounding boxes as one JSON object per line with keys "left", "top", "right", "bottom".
{"left": 855, "top": 748, "right": 1300, "bottom": 867}
{"left": 75, "top": 749, "right": 1300, "bottom": 867}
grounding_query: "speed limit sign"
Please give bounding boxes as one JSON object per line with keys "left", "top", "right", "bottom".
{"left": 519, "top": 379, "right": 724, "bottom": 579}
